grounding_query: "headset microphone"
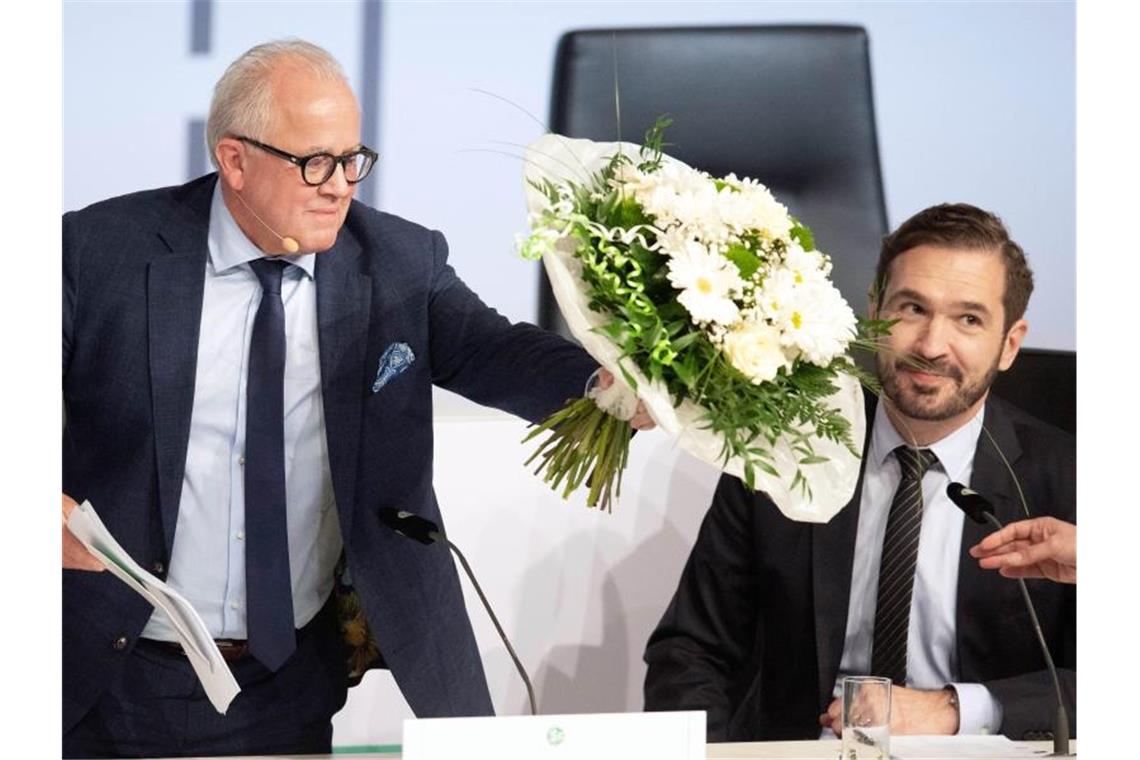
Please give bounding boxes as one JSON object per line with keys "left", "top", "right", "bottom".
{"left": 233, "top": 191, "right": 300, "bottom": 253}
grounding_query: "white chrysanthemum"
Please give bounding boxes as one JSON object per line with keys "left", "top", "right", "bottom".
{"left": 776, "top": 280, "right": 858, "bottom": 366}
{"left": 721, "top": 174, "right": 795, "bottom": 241}
{"left": 706, "top": 186, "right": 764, "bottom": 242}
{"left": 756, "top": 268, "right": 799, "bottom": 323}
{"left": 635, "top": 164, "right": 719, "bottom": 231}
{"left": 783, "top": 243, "right": 829, "bottom": 284}
{"left": 656, "top": 227, "right": 692, "bottom": 259}
{"left": 723, "top": 320, "right": 789, "bottom": 384}
{"left": 667, "top": 240, "right": 743, "bottom": 325}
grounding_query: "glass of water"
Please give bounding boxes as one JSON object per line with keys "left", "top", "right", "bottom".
{"left": 841, "top": 676, "right": 891, "bottom": 760}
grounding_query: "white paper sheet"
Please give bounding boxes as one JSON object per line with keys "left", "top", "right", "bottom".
{"left": 67, "top": 500, "right": 241, "bottom": 714}
{"left": 891, "top": 734, "right": 1057, "bottom": 759}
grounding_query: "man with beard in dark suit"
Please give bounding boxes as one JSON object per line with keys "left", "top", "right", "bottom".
{"left": 643, "top": 203, "right": 1074, "bottom": 742}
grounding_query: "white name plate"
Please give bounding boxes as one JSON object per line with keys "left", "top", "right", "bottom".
{"left": 402, "top": 710, "right": 705, "bottom": 760}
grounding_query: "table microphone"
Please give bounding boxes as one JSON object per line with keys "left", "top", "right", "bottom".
{"left": 376, "top": 508, "right": 538, "bottom": 716}
{"left": 234, "top": 191, "right": 301, "bottom": 253}
{"left": 946, "top": 483, "right": 1072, "bottom": 756}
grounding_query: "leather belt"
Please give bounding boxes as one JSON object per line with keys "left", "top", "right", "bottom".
{"left": 140, "top": 595, "right": 335, "bottom": 665}
{"left": 152, "top": 638, "right": 251, "bottom": 662}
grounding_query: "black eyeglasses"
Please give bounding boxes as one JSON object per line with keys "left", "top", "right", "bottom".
{"left": 236, "top": 136, "right": 378, "bottom": 186}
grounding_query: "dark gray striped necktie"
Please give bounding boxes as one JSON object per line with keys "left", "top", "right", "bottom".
{"left": 871, "top": 445, "right": 938, "bottom": 686}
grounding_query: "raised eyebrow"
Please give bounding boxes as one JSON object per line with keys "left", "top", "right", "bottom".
{"left": 885, "top": 289, "right": 993, "bottom": 317}
{"left": 884, "top": 288, "right": 928, "bottom": 306}
{"left": 956, "top": 301, "right": 993, "bottom": 317}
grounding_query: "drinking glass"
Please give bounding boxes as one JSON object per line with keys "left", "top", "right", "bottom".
{"left": 841, "top": 676, "right": 891, "bottom": 760}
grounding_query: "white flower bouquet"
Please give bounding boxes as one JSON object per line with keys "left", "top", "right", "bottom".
{"left": 519, "top": 121, "right": 887, "bottom": 522}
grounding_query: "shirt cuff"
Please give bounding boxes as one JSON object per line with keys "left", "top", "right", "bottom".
{"left": 949, "top": 682, "right": 1003, "bottom": 735}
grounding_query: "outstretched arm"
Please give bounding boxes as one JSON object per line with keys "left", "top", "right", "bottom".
{"left": 969, "top": 516, "right": 1075, "bottom": 584}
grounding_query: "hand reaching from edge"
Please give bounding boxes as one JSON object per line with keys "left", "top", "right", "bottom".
{"left": 969, "top": 516, "right": 1076, "bottom": 584}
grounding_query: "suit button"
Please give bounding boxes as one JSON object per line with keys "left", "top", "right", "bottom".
{"left": 112, "top": 636, "right": 129, "bottom": 651}
{"left": 152, "top": 560, "right": 165, "bottom": 576}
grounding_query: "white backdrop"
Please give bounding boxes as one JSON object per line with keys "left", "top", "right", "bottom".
{"left": 62, "top": 0, "right": 1075, "bottom": 749}
{"left": 65, "top": 0, "right": 1075, "bottom": 349}
{"left": 332, "top": 392, "right": 723, "bottom": 747}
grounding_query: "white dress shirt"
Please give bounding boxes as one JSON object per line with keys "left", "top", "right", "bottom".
{"left": 826, "top": 402, "right": 1003, "bottom": 735}
{"left": 142, "top": 185, "right": 342, "bottom": 641}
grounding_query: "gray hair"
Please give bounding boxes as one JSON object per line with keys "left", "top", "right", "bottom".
{"left": 206, "top": 39, "right": 349, "bottom": 169}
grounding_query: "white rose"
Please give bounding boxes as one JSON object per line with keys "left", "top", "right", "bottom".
{"left": 723, "top": 321, "right": 789, "bottom": 384}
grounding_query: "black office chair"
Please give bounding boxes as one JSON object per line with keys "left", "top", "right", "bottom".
{"left": 541, "top": 25, "right": 888, "bottom": 335}
{"left": 991, "top": 348, "right": 1076, "bottom": 435}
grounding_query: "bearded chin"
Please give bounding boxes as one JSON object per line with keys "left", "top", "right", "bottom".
{"left": 877, "top": 355, "right": 1000, "bottom": 422}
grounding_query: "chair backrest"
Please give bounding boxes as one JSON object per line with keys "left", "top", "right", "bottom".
{"left": 541, "top": 25, "right": 888, "bottom": 333}
{"left": 990, "top": 348, "right": 1076, "bottom": 435}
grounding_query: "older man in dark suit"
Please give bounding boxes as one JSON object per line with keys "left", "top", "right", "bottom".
{"left": 62, "top": 39, "right": 628, "bottom": 758}
{"left": 644, "top": 204, "right": 1075, "bottom": 743}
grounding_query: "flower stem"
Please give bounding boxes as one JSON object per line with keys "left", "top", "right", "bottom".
{"left": 523, "top": 399, "right": 632, "bottom": 512}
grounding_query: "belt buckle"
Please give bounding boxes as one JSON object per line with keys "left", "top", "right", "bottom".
{"left": 212, "top": 639, "right": 249, "bottom": 662}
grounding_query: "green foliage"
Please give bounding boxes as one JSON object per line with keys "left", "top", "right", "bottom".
{"left": 637, "top": 115, "right": 674, "bottom": 173}
{"left": 789, "top": 218, "right": 815, "bottom": 252}
{"left": 521, "top": 119, "right": 886, "bottom": 511}
{"left": 724, "top": 242, "right": 762, "bottom": 280}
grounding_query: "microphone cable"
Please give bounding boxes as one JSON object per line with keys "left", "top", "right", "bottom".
{"left": 376, "top": 508, "right": 538, "bottom": 716}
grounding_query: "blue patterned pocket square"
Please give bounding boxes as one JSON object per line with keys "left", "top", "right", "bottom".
{"left": 372, "top": 342, "right": 416, "bottom": 393}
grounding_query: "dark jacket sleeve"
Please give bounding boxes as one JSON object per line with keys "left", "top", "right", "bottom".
{"left": 643, "top": 475, "right": 761, "bottom": 740}
{"left": 63, "top": 210, "right": 82, "bottom": 378}
{"left": 424, "top": 229, "right": 596, "bottom": 423}
{"left": 979, "top": 407, "right": 1077, "bottom": 740}
{"left": 985, "top": 647, "right": 1076, "bottom": 741}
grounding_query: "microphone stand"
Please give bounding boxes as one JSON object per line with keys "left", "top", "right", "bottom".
{"left": 977, "top": 511, "right": 1071, "bottom": 757}
{"left": 376, "top": 508, "right": 538, "bottom": 716}
{"left": 439, "top": 534, "right": 538, "bottom": 717}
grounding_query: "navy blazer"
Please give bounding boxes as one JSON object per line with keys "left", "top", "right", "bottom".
{"left": 644, "top": 393, "right": 1076, "bottom": 742}
{"left": 62, "top": 174, "right": 596, "bottom": 731}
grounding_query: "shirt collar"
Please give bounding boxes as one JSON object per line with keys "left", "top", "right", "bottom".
{"left": 868, "top": 398, "right": 986, "bottom": 483}
{"left": 208, "top": 182, "right": 316, "bottom": 279}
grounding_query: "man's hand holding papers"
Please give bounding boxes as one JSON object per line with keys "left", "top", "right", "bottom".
{"left": 62, "top": 493, "right": 104, "bottom": 572}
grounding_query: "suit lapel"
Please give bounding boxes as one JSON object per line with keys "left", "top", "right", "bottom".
{"left": 149, "top": 179, "right": 215, "bottom": 555}
{"left": 955, "top": 398, "right": 1023, "bottom": 679}
{"left": 316, "top": 230, "right": 372, "bottom": 542}
{"left": 812, "top": 391, "right": 878, "bottom": 707}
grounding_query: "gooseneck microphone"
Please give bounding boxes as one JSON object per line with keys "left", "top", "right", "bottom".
{"left": 233, "top": 191, "right": 301, "bottom": 253}
{"left": 376, "top": 508, "right": 538, "bottom": 716}
{"left": 946, "top": 483, "right": 1071, "bottom": 756}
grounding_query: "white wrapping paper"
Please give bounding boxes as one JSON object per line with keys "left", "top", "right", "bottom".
{"left": 523, "top": 134, "right": 865, "bottom": 522}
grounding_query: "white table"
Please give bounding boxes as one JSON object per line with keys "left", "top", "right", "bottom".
{"left": 162, "top": 739, "right": 1069, "bottom": 759}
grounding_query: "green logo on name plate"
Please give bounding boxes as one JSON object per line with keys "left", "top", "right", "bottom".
{"left": 546, "top": 726, "right": 565, "bottom": 746}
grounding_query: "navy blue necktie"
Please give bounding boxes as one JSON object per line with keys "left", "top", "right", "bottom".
{"left": 245, "top": 258, "right": 295, "bottom": 671}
